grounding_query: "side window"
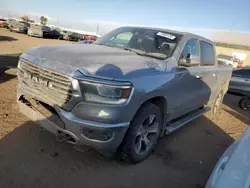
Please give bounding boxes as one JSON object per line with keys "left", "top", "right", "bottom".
{"left": 116, "top": 32, "right": 133, "bottom": 41}
{"left": 200, "top": 41, "right": 215, "bottom": 66}
{"left": 108, "top": 32, "right": 133, "bottom": 47}
{"left": 182, "top": 39, "right": 199, "bottom": 58}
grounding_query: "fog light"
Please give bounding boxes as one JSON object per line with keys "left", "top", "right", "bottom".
{"left": 82, "top": 127, "right": 113, "bottom": 141}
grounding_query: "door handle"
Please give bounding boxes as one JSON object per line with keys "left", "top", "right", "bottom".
{"left": 196, "top": 75, "right": 203, "bottom": 79}
{"left": 244, "top": 79, "right": 249, "bottom": 82}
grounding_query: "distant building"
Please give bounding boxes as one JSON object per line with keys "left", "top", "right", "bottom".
{"left": 210, "top": 32, "right": 250, "bottom": 66}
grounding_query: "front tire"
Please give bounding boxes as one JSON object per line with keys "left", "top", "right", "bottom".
{"left": 239, "top": 96, "right": 250, "bottom": 110}
{"left": 119, "top": 102, "right": 162, "bottom": 163}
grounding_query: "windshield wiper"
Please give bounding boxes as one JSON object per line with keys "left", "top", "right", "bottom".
{"left": 124, "top": 48, "right": 145, "bottom": 55}
{"left": 124, "top": 48, "right": 167, "bottom": 60}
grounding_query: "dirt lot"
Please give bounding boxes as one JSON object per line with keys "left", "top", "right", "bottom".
{"left": 0, "top": 28, "right": 250, "bottom": 188}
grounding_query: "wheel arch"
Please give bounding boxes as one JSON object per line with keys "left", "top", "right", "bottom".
{"left": 134, "top": 96, "right": 168, "bottom": 135}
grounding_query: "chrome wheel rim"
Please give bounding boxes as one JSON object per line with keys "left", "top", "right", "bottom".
{"left": 134, "top": 115, "right": 159, "bottom": 155}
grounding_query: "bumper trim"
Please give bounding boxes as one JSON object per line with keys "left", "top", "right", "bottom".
{"left": 18, "top": 100, "right": 129, "bottom": 152}
{"left": 57, "top": 108, "right": 130, "bottom": 128}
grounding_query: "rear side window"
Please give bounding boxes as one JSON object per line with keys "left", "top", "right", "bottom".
{"left": 232, "top": 69, "right": 250, "bottom": 78}
{"left": 200, "top": 41, "right": 215, "bottom": 66}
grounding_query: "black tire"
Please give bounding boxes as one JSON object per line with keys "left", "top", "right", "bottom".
{"left": 119, "top": 102, "right": 162, "bottom": 163}
{"left": 211, "top": 91, "right": 224, "bottom": 115}
{"left": 239, "top": 96, "right": 250, "bottom": 110}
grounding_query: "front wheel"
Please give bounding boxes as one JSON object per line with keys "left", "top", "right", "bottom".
{"left": 119, "top": 102, "right": 162, "bottom": 163}
{"left": 239, "top": 96, "right": 250, "bottom": 110}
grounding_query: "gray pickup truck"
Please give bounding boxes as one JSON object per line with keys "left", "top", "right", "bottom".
{"left": 17, "top": 26, "right": 232, "bottom": 163}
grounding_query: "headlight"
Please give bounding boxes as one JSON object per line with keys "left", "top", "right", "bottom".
{"left": 79, "top": 80, "right": 132, "bottom": 104}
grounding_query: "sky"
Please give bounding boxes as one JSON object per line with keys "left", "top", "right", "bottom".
{"left": 1, "top": 0, "right": 250, "bottom": 37}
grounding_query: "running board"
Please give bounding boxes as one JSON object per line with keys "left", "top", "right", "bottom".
{"left": 165, "top": 107, "right": 210, "bottom": 135}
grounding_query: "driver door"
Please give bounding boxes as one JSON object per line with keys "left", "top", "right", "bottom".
{"left": 170, "top": 39, "right": 209, "bottom": 119}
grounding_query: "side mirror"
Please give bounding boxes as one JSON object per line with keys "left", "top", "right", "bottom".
{"left": 179, "top": 53, "right": 200, "bottom": 67}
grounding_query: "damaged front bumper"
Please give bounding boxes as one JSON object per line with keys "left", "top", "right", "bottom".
{"left": 17, "top": 97, "right": 129, "bottom": 152}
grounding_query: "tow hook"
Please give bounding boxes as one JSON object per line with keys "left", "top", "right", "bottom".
{"left": 56, "top": 131, "right": 67, "bottom": 142}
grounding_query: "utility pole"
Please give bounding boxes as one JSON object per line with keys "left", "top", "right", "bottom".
{"left": 96, "top": 24, "right": 99, "bottom": 35}
{"left": 57, "top": 15, "right": 59, "bottom": 26}
{"left": 8, "top": 11, "right": 12, "bottom": 18}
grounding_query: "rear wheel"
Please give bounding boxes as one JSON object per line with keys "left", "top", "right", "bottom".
{"left": 239, "top": 96, "right": 250, "bottom": 110}
{"left": 119, "top": 102, "right": 162, "bottom": 163}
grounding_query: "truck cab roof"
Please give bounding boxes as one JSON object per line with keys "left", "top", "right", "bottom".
{"left": 121, "top": 26, "right": 213, "bottom": 44}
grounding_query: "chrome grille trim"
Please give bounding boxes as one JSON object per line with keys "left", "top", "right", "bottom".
{"left": 18, "top": 58, "right": 72, "bottom": 107}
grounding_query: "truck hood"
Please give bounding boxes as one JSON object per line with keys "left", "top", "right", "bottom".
{"left": 24, "top": 44, "right": 165, "bottom": 80}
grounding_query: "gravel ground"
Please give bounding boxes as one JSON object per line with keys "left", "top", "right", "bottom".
{"left": 0, "top": 28, "right": 250, "bottom": 188}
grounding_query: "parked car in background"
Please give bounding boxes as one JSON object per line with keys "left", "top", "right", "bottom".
{"left": 41, "top": 26, "right": 52, "bottom": 38}
{"left": 206, "top": 125, "right": 250, "bottom": 188}
{"left": 49, "top": 29, "right": 63, "bottom": 39}
{"left": 68, "top": 32, "right": 81, "bottom": 41}
{"left": 17, "top": 26, "right": 232, "bottom": 163}
{"left": 229, "top": 68, "right": 250, "bottom": 95}
{"left": 0, "top": 18, "right": 6, "bottom": 28}
{"left": 60, "top": 30, "right": 71, "bottom": 40}
{"left": 9, "top": 21, "right": 30, "bottom": 34}
{"left": 217, "top": 54, "right": 244, "bottom": 69}
{"left": 42, "top": 29, "right": 62, "bottom": 39}
{"left": 218, "top": 60, "right": 231, "bottom": 67}
{"left": 3, "top": 18, "right": 15, "bottom": 29}
{"left": 27, "top": 25, "right": 43, "bottom": 38}
{"left": 82, "top": 35, "right": 97, "bottom": 41}
{"left": 78, "top": 40, "right": 94, "bottom": 44}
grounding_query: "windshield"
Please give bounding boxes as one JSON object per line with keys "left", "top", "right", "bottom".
{"left": 95, "top": 27, "right": 182, "bottom": 60}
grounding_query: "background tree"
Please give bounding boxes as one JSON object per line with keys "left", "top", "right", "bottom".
{"left": 40, "top": 16, "right": 48, "bottom": 25}
{"left": 21, "top": 15, "right": 29, "bottom": 22}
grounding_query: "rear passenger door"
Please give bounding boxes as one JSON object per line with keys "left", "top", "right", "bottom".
{"left": 230, "top": 69, "right": 250, "bottom": 94}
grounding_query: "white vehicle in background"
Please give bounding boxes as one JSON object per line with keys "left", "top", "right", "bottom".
{"left": 206, "top": 126, "right": 250, "bottom": 188}
{"left": 27, "top": 25, "right": 43, "bottom": 38}
{"left": 217, "top": 54, "right": 243, "bottom": 69}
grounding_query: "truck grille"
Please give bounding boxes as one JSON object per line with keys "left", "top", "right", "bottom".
{"left": 18, "top": 58, "right": 72, "bottom": 107}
